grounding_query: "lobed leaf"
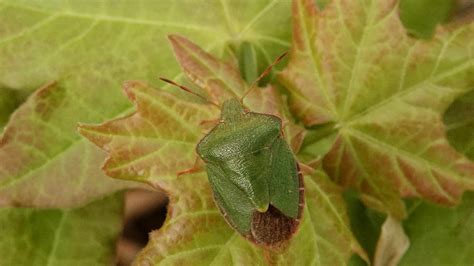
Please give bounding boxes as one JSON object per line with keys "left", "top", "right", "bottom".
{"left": 81, "top": 33, "right": 363, "bottom": 264}
{"left": 280, "top": 0, "right": 474, "bottom": 218}
{"left": 78, "top": 81, "right": 218, "bottom": 184}
{"left": 135, "top": 171, "right": 365, "bottom": 265}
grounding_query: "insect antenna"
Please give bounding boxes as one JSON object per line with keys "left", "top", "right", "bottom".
{"left": 240, "top": 51, "right": 288, "bottom": 102}
{"left": 159, "top": 77, "right": 220, "bottom": 108}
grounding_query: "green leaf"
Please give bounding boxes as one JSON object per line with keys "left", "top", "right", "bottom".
{"left": 399, "top": 0, "right": 455, "bottom": 38}
{"left": 135, "top": 171, "right": 365, "bottom": 265}
{"left": 235, "top": 41, "right": 260, "bottom": 84}
{"left": 279, "top": 0, "right": 474, "bottom": 218}
{"left": 0, "top": 82, "right": 131, "bottom": 207}
{"left": 0, "top": 0, "right": 292, "bottom": 207}
{"left": 0, "top": 193, "right": 124, "bottom": 266}
{"left": 344, "top": 191, "right": 386, "bottom": 262}
{"left": 400, "top": 192, "right": 474, "bottom": 265}
{"left": 443, "top": 89, "right": 474, "bottom": 160}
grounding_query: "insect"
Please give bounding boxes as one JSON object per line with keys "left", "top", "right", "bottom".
{"left": 161, "top": 52, "right": 304, "bottom": 246}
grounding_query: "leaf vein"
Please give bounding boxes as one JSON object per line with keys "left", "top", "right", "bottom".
{"left": 350, "top": 129, "right": 465, "bottom": 186}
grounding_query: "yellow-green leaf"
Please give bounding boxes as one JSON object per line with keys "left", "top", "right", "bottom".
{"left": 0, "top": 82, "right": 130, "bottom": 207}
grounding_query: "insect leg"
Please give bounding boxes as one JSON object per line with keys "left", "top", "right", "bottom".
{"left": 176, "top": 157, "right": 203, "bottom": 176}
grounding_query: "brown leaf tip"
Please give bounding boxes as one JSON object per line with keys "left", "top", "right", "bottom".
{"left": 35, "top": 81, "right": 58, "bottom": 97}
{"left": 33, "top": 81, "right": 66, "bottom": 120}
{"left": 76, "top": 123, "right": 113, "bottom": 152}
{"left": 167, "top": 34, "right": 190, "bottom": 47}
{"left": 167, "top": 34, "right": 182, "bottom": 42}
{"left": 122, "top": 80, "right": 147, "bottom": 101}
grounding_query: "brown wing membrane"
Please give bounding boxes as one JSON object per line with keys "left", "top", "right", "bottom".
{"left": 248, "top": 165, "right": 304, "bottom": 246}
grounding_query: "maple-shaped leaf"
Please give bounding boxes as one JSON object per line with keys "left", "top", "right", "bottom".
{"left": 78, "top": 81, "right": 218, "bottom": 184}
{"left": 80, "top": 34, "right": 364, "bottom": 264}
{"left": 279, "top": 0, "right": 474, "bottom": 218}
{"left": 135, "top": 171, "right": 365, "bottom": 265}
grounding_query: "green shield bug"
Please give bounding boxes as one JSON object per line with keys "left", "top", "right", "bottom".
{"left": 161, "top": 52, "right": 304, "bottom": 246}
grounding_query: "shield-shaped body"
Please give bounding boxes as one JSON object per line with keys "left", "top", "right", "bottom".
{"left": 197, "top": 98, "right": 304, "bottom": 246}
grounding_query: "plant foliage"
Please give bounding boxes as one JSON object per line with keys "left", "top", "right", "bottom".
{"left": 0, "top": 0, "right": 472, "bottom": 265}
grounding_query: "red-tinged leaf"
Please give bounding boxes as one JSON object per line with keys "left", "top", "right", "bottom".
{"left": 168, "top": 35, "right": 246, "bottom": 103}
{"left": 0, "top": 82, "right": 130, "bottom": 208}
{"left": 80, "top": 34, "right": 363, "bottom": 264}
{"left": 280, "top": 0, "right": 474, "bottom": 217}
{"left": 168, "top": 35, "right": 278, "bottom": 110}
{"left": 168, "top": 35, "right": 307, "bottom": 153}
{"left": 78, "top": 81, "right": 218, "bottom": 184}
{"left": 244, "top": 85, "right": 281, "bottom": 116}
{"left": 135, "top": 171, "right": 366, "bottom": 265}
